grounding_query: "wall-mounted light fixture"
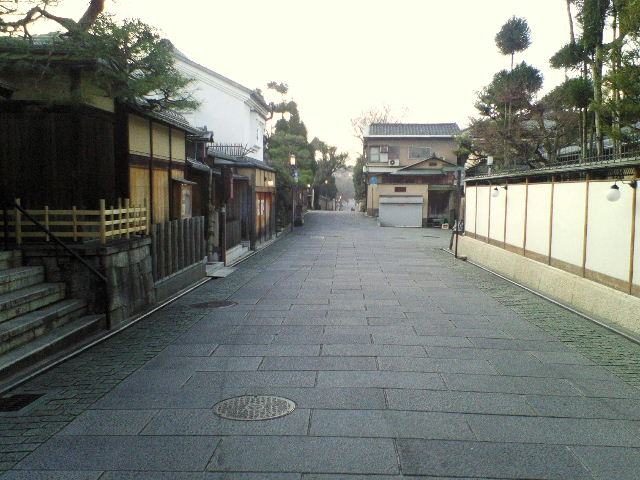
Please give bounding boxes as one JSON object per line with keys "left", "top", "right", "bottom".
{"left": 491, "top": 185, "right": 508, "bottom": 198}
{"left": 606, "top": 180, "right": 637, "bottom": 202}
{"left": 267, "top": 179, "right": 274, "bottom": 187}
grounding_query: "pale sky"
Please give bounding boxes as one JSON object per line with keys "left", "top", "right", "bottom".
{"left": 48, "top": 0, "right": 572, "bottom": 163}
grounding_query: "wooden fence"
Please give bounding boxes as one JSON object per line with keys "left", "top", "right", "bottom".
{"left": 1, "top": 199, "right": 149, "bottom": 245}
{"left": 151, "top": 216, "right": 206, "bottom": 282}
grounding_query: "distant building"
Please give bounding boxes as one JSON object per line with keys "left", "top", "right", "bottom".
{"left": 363, "top": 123, "right": 463, "bottom": 227}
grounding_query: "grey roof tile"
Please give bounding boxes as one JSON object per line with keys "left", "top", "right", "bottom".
{"left": 368, "top": 123, "right": 461, "bottom": 137}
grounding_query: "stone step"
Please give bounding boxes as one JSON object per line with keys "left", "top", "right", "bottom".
{"left": 0, "top": 299, "right": 87, "bottom": 355}
{"left": 0, "top": 251, "right": 21, "bottom": 271}
{"left": 0, "top": 283, "right": 65, "bottom": 323}
{"left": 0, "top": 266, "right": 45, "bottom": 295}
{"left": 0, "top": 315, "right": 104, "bottom": 383}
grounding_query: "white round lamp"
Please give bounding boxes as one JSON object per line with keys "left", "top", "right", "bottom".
{"left": 606, "top": 184, "right": 621, "bottom": 202}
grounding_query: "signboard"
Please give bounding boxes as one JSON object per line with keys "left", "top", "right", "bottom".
{"left": 370, "top": 177, "right": 378, "bottom": 184}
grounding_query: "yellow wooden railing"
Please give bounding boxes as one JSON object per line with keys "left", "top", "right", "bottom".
{"left": 1, "top": 199, "right": 150, "bottom": 245}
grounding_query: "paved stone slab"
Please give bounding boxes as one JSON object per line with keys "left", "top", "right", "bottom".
{"left": 101, "top": 473, "right": 301, "bottom": 480}
{"left": 2, "top": 472, "right": 103, "bottom": 480}
{"left": 316, "top": 370, "right": 445, "bottom": 389}
{"left": 467, "top": 413, "right": 640, "bottom": 446}
{"left": 372, "top": 335, "right": 472, "bottom": 347}
{"left": 213, "top": 345, "right": 321, "bottom": 357}
{"left": 320, "top": 344, "right": 426, "bottom": 357}
{"left": 570, "top": 445, "right": 640, "bottom": 480}
{"left": 310, "top": 409, "right": 474, "bottom": 440}
{"left": 385, "top": 388, "right": 536, "bottom": 416}
{"left": 15, "top": 436, "right": 221, "bottom": 471}
{"left": 59, "top": 409, "right": 158, "bottom": 435}
{"left": 141, "top": 408, "right": 310, "bottom": 436}
{"left": 207, "top": 436, "right": 399, "bottom": 474}
{"left": 141, "top": 356, "right": 262, "bottom": 371}
{"left": 397, "top": 439, "right": 593, "bottom": 479}
{"left": 259, "top": 356, "right": 377, "bottom": 371}
{"left": 377, "top": 356, "right": 497, "bottom": 374}
{"left": 441, "top": 373, "right": 584, "bottom": 395}
{"left": 186, "top": 371, "right": 317, "bottom": 388}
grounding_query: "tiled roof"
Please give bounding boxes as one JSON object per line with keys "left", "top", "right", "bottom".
{"left": 368, "top": 123, "right": 461, "bottom": 137}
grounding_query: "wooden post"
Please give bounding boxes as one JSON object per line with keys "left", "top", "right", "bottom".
{"left": 117, "top": 198, "right": 122, "bottom": 239}
{"left": 474, "top": 183, "right": 478, "bottom": 236}
{"left": 582, "top": 174, "right": 591, "bottom": 277}
{"left": 503, "top": 180, "right": 508, "bottom": 249}
{"left": 144, "top": 197, "right": 150, "bottom": 235}
{"left": 629, "top": 169, "right": 639, "bottom": 294}
{"left": 523, "top": 179, "right": 529, "bottom": 255}
{"left": 487, "top": 183, "right": 492, "bottom": 243}
{"left": 44, "top": 205, "right": 50, "bottom": 242}
{"left": 15, "top": 198, "right": 22, "bottom": 246}
{"left": 124, "top": 198, "right": 131, "bottom": 240}
{"left": 548, "top": 176, "right": 556, "bottom": 265}
{"left": 72, "top": 206, "right": 78, "bottom": 241}
{"left": 99, "top": 199, "right": 107, "bottom": 244}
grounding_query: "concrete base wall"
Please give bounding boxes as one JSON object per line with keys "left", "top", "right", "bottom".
{"left": 457, "top": 236, "right": 640, "bottom": 335}
{"left": 154, "top": 261, "right": 206, "bottom": 301}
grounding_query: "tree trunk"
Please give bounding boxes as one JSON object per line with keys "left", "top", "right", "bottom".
{"left": 592, "top": 46, "right": 604, "bottom": 157}
{"left": 566, "top": 0, "right": 576, "bottom": 43}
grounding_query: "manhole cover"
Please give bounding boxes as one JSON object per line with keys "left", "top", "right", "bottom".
{"left": 0, "top": 394, "right": 43, "bottom": 412}
{"left": 193, "top": 300, "right": 237, "bottom": 309}
{"left": 212, "top": 395, "right": 296, "bottom": 421}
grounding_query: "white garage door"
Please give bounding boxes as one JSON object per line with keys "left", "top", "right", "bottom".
{"left": 379, "top": 196, "right": 423, "bottom": 227}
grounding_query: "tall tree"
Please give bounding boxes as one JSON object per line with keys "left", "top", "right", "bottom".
{"left": 495, "top": 16, "right": 532, "bottom": 69}
{"left": 581, "top": 0, "right": 611, "bottom": 155}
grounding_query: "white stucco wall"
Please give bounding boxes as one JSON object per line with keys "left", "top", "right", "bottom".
{"left": 586, "top": 181, "right": 633, "bottom": 282}
{"left": 551, "top": 182, "right": 586, "bottom": 268}
{"left": 475, "top": 186, "right": 490, "bottom": 238}
{"left": 465, "top": 186, "right": 476, "bottom": 233}
{"left": 174, "top": 55, "right": 267, "bottom": 161}
{"left": 505, "top": 184, "right": 526, "bottom": 249}
{"left": 525, "top": 184, "right": 552, "bottom": 256}
{"left": 489, "top": 188, "right": 506, "bottom": 243}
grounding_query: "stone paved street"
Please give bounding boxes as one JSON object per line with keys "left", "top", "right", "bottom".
{"left": 2, "top": 211, "right": 640, "bottom": 479}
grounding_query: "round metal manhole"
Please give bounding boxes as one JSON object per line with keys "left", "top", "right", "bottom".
{"left": 212, "top": 395, "right": 296, "bottom": 421}
{"left": 193, "top": 300, "right": 237, "bottom": 309}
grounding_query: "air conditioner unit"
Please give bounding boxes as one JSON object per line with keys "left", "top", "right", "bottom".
{"left": 379, "top": 145, "right": 389, "bottom": 153}
{"left": 388, "top": 159, "right": 399, "bottom": 166}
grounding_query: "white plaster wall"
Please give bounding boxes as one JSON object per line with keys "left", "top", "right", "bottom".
{"left": 635, "top": 190, "right": 640, "bottom": 288}
{"left": 551, "top": 182, "right": 586, "bottom": 268}
{"left": 505, "top": 184, "right": 526, "bottom": 249}
{"left": 175, "top": 57, "right": 265, "bottom": 161}
{"left": 489, "top": 187, "right": 506, "bottom": 242}
{"left": 465, "top": 186, "right": 476, "bottom": 233}
{"left": 586, "top": 181, "right": 633, "bottom": 282}
{"left": 475, "top": 186, "right": 490, "bottom": 238}
{"left": 525, "top": 184, "right": 552, "bottom": 256}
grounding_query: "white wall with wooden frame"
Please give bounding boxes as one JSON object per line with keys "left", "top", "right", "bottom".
{"left": 465, "top": 178, "right": 640, "bottom": 297}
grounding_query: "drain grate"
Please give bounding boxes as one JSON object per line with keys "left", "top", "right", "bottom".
{"left": 212, "top": 395, "right": 296, "bottom": 421}
{"left": 0, "top": 394, "right": 43, "bottom": 412}
{"left": 193, "top": 300, "right": 237, "bottom": 309}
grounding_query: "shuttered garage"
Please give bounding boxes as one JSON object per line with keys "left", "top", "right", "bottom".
{"left": 379, "top": 196, "right": 423, "bottom": 227}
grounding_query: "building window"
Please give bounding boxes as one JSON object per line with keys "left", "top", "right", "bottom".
{"left": 409, "top": 147, "right": 433, "bottom": 159}
{"left": 394, "top": 187, "right": 407, "bottom": 192}
{"left": 369, "top": 147, "right": 380, "bottom": 162}
{"left": 429, "top": 161, "right": 438, "bottom": 166}
{"left": 388, "top": 146, "right": 401, "bottom": 161}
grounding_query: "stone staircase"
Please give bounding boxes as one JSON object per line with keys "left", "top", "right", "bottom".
{"left": 0, "top": 250, "right": 104, "bottom": 382}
